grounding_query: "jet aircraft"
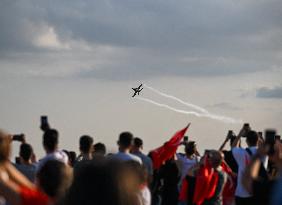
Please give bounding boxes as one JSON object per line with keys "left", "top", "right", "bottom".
{"left": 132, "top": 84, "right": 143, "bottom": 97}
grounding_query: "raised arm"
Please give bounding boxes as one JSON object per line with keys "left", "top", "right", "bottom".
{"left": 5, "top": 162, "right": 35, "bottom": 189}
{"left": 0, "top": 169, "right": 21, "bottom": 205}
{"left": 219, "top": 134, "right": 230, "bottom": 151}
{"left": 242, "top": 144, "right": 268, "bottom": 193}
{"left": 242, "top": 155, "right": 261, "bottom": 193}
{"left": 232, "top": 126, "right": 247, "bottom": 148}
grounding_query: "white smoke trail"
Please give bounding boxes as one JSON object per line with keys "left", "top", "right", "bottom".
{"left": 143, "top": 84, "right": 209, "bottom": 114}
{"left": 136, "top": 96, "right": 242, "bottom": 124}
{"left": 137, "top": 97, "right": 203, "bottom": 117}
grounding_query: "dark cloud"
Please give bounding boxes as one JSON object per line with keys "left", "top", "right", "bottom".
{"left": 0, "top": 0, "right": 282, "bottom": 79}
{"left": 256, "top": 86, "right": 282, "bottom": 99}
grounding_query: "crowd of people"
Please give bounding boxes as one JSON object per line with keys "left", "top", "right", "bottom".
{"left": 0, "top": 120, "right": 281, "bottom": 205}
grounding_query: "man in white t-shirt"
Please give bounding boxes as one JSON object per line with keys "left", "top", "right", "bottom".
{"left": 38, "top": 129, "right": 68, "bottom": 171}
{"left": 177, "top": 141, "right": 200, "bottom": 182}
{"left": 111, "top": 131, "right": 142, "bottom": 164}
{"left": 232, "top": 127, "right": 268, "bottom": 205}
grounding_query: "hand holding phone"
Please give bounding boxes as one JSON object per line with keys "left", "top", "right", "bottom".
{"left": 226, "top": 130, "right": 234, "bottom": 140}
{"left": 12, "top": 134, "right": 25, "bottom": 143}
{"left": 239, "top": 123, "right": 251, "bottom": 137}
{"left": 40, "top": 115, "right": 50, "bottom": 132}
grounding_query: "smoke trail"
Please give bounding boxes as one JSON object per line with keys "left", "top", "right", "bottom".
{"left": 137, "top": 97, "right": 203, "bottom": 117}
{"left": 143, "top": 84, "right": 209, "bottom": 114}
{"left": 137, "top": 96, "right": 242, "bottom": 124}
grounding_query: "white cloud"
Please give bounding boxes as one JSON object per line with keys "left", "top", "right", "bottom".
{"left": 33, "top": 26, "right": 70, "bottom": 50}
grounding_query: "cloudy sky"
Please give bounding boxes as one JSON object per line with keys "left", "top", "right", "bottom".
{"left": 1, "top": 0, "right": 282, "bottom": 158}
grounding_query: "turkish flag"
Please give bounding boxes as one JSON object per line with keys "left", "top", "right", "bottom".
{"left": 150, "top": 123, "right": 190, "bottom": 170}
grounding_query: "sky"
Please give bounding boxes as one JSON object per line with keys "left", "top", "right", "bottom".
{"left": 0, "top": 0, "right": 282, "bottom": 159}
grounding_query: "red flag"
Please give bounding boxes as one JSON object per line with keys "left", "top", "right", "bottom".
{"left": 193, "top": 156, "right": 219, "bottom": 205}
{"left": 150, "top": 124, "right": 190, "bottom": 169}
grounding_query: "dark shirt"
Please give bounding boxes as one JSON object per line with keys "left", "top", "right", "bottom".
{"left": 223, "top": 150, "right": 238, "bottom": 173}
{"left": 186, "top": 175, "right": 196, "bottom": 205}
{"left": 253, "top": 179, "right": 275, "bottom": 205}
{"left": 159, "top": 160, "right": 180, "bottom": 205}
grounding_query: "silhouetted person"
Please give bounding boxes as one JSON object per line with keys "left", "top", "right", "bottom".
{"left": 76, "top": 135, "right": 93, "bottom": 162}
{"left": 232, "top": 126, "right": 268, "bottom": 205}
{"left": 219, "top": 131, "right": 238, "bottom": 173}
{"left": 93, "top": 142, "right": 106, "bottom": 156}
{"left": 111, "top": 132, "right": 142, "bottom": 164}
{"left": 203, "top": 150, "right": 227, "bottom": 205}
{"left": 38, "top": 129, "right": 68, "bottom": 170}
{"left": 61, "top": 158, "right": 140, "bottom": 205}
{"left": 177, "top": 141, "right": 200, "bottom": 182}
{"left": 159, "top": 158, "right": 180, "bottom": 205}
{"left": 131, "top": 137, "right": 153, "bottom": 178}
{"left": 15, "top": 143, "right": 37, "bottom": 182}
{"left": 0, "top": 129, "right": 72, "bottom": 205}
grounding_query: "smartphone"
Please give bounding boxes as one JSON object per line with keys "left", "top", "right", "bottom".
{"left": 40, "top": 115, "right": 50, "bottom": 131}
{"left": 241, "top": 123, "right": 251, "bottom": 137}
{"left": 12, "top": 134, "right": 25, "bottom": 142}
{"left": 265, "top": 129, "right": 276, "bottom": 155}
{"left": 244, "top": 123, "right": 250, "bottom": 127}
{"left": 41, "top": 116, "right": 48, "bottom": 125}
{"left": 227, "top": 130, "right": 233, "bottom": 138}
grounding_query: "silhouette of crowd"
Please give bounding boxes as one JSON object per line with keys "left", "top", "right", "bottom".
{"left": 0, "top": 119, "right": 281, "bottom": 205}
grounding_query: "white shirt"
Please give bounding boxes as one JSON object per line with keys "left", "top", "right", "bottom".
{"left": 38, "top": 150, "right": 69, "bottom": 171}
{"left": 111, "top": 152, "right": 142, "bottom": 164}
{"left": 138, "top": 186, "right": 151, "bottom": 205}
{"left": 177, "top": 153, "right": 199, "bottom": 181}
{"left": 232, "top": 146, "right": 268, "bottom": 198}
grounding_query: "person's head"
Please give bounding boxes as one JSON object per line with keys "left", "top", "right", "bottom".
{"left": 36, "top": 160, "right": 72, "bottom": 200}
{"left": 0, "top": 129, "right": 11, "bottom": 163}
{"left": 93, "top": 142, "right": 106, "bottom": 156}
{"left": 118, "top": 132, "right": 134, "bottom": 150}
{"left": 43, "top": 129, "right": 59, "bottom": 153}
{"left": 79, "top": 135, "right": 93, "bottom": 154}
{"left": 19, "top": 143, "right": 33, "bottom": 163}
{"left": 131, "top": 137, "right": 143, "bottom": 152}
{"left": 185, "top": 141, "right": 197, "bottom": 156}
{"left": 63, "top": 158, "right": 140, "bottom": 205}
{"left": 246, "top": 130, "right": 259, "bottom": 147}
{"left": 207, "top": 150, "right": 224, "bottom": 169}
